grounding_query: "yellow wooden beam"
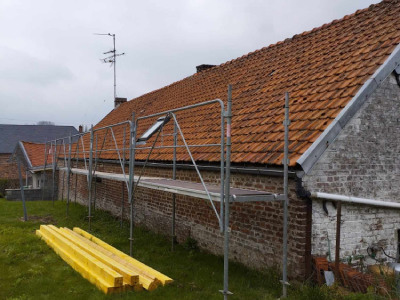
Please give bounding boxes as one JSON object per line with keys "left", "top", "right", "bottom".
{"left": 52, "top": 226, "right": 139, "bottom": 286}
{"left": 36, "top": 229, "right": 123, "bottom": 294}
{"left": 38, "top": 225, "right": 123, "bottom": 288}
{"left": 73, "top": 227, "right": 173, "bottom": 285}
{"left": 63, "top": 227, "right": 159, "bottom": 291}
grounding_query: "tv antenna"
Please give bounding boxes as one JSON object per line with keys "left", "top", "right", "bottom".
{"left": 94, "top": 33, "right": 125, "bottom": 100}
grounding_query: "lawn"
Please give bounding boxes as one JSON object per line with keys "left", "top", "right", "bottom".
{"left": 0, "top": 198, "right": 375, "bottom": 300}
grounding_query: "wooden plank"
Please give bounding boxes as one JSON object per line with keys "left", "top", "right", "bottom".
{"left": 73, "top": 227, "right": 173, "bottom": 285}
{"left": 49, "top": 225, "right": 139, "bottom": 286}
{"left": 38, "top": 225, "right": 123, "bottom": 287}
{"left": 36, "top": 229, "right": 123, "bottom": 294}
{"left": 63, "top": 227, "right": 159, "bottom": 291}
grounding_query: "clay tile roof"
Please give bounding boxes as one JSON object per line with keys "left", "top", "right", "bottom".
{"left": 92, "top": 0, "right": 400, "bottom": 167}
{"left": 21, "top": 141, "right": 53, "bottom": 168}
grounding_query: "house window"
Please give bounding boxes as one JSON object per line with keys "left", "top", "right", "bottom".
{"left": 137, "top": 115, "right": 171, "bottom": 144}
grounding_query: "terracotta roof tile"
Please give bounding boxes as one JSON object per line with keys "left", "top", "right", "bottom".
{"left": 21, "top": 141, "right": 54, "bottom": 168}
{"left": 85, "top": 0, "right": 400, "bottom": 167}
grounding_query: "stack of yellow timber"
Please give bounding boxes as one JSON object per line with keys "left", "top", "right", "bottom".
{"left": 36, "top": 225, "right": 173, "bottom": 294}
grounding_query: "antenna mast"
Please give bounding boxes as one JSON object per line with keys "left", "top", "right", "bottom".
{"left": 95, "top": 33, "right": 125, "bottom": 100}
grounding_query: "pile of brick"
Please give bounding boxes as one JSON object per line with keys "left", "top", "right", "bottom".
{"left": 36, "top": 225, "right": 173, "bottom": 294}
{"left": 313, "top": 256, "right": 389, "bottom": 294}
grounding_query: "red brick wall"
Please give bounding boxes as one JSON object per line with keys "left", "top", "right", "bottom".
{"left": 0, "top": 153, "right": 21, "bottom": 179}
{"left": 0, "top": 153, "right": 24, "bottom": 194}
{"left": 59, "top": 162, "right": 308, "bottom": 279}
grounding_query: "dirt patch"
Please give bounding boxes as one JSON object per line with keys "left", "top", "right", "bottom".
{"left": 19, "top": 215, "right": 56, "bottom": 224}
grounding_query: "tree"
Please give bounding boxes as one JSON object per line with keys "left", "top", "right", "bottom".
{"left": 37, "top": 121, "right": 55, "bottom": 125}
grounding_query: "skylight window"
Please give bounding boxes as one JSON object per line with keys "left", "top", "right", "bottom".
{"left": 137, "top": 115, "right": 171, "bottom": 144}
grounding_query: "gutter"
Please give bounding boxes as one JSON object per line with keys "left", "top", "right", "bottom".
{"left": 297, "top": 43, "right": 400, "bottom": 174}
{"left": 311, "top": 192, "right": 400, "bottom": 209}
{"left": 83, "top": 158, "right": 297, "bottom": 178}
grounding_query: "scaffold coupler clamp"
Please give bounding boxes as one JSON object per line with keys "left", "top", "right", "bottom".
{"left": 219, "top": 290, "right": 233, "bottom": 296}
{"left": 280, "top": 280, "right": 290, "bottom": 286}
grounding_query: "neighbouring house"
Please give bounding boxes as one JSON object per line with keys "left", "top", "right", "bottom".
{"left": 6, "top": 141, "right": 55, "bottom": 201}
{"left": 57, "top": 0, "right": 400, "bottom": 280}
{"left": 0, "top": 124, "right": 78, "bottom": 195}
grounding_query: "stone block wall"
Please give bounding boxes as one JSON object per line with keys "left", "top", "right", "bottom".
{"left": 303, "top": 73, "right": 400, "bottom": 263}
{"left": 6, "top": 188, "right": 52, "bottom": 201}
{"left": 59, "top": 164, "right": 309, "bottom": 279}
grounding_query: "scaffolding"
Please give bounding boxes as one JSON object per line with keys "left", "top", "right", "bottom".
{"left": 41, "top": 87, "right": 290, "bottom": 299}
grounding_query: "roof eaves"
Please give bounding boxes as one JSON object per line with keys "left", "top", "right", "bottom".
{"left": 297, "top": 42, "right": 400, "bottom": 174}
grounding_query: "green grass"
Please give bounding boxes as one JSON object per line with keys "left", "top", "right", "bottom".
{"left": 0, "top": 198, "right": 376, "bottom": 300}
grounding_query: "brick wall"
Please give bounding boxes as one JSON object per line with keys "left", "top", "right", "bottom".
{"left": 0, "top": 153, "right": 24, "bottom": 194}
{"left": 0, "top": 153, "right": 22, "bottom": 180}
{"left": 303, "top": 73, "right": 400, "bottom": 263}
{"left": 59, "top": 163, "right": 309, "bottom": 279}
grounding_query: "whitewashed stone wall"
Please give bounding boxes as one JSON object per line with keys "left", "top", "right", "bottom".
{"left": 303, "top": 73, "right": 400, "bottom": 264}
{"left": 312, "top": 200, "right": 399, "bottom": 264}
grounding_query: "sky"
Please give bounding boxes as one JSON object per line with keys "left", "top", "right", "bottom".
{"left": 0, "top": 0, "right": 380, "bottom": 129}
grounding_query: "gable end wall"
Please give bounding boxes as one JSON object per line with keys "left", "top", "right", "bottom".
{"left": 303, "top": 73, "right": 400, "bottom": 263}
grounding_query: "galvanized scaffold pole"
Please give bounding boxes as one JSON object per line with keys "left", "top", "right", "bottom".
{"left": 17, "top": 158, "right": 28, "bottom": 221}
{"left": 61, "top": 140, "right": 67, "bottom": 200}
{"left": 93, "top": 134, "right": 98, "bottom": 211}
{"left": 121, "top": 127, "right": 126, "bottom": 227}
{"left": 66, "top": 133, "right": 72, "bottom": 216}
{"left": 74, "top": 138, "right": 80, "bottom": 204}
{"left": 220, "top": 98, "right": 225, "bottom": 232}
{"left": 129, "top": 113, "right": 137, "bottom": 256}
{"left": 52, "top": 140, "right": 57, "bottom": 206}
{"left": 221, "top": 85, "right": 232, "bottom": 299}
{"left": 41, "top": 141, "right": 48, "bottom": 201}
{"left": 281, "top": 92, "right": 290, "bottom": 298}
{"left": 88, "top": 125, "right": 94, "bottom": 231}
{"left": 171, "top": 120, "right": 177, "bottom": 251}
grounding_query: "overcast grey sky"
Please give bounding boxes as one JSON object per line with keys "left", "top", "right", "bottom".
{"left": 0, "top": 0, "right": 379, "bottom": 128}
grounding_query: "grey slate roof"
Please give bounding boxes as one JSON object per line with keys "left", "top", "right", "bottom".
{"left": 0, "top": 124, "right": 78, "bottom": 153}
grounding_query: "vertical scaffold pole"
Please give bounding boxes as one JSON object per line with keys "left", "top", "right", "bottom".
{"left": 17, "top": 158, "right": 28, "bottom": 221}
{"left": 222, "top": 84, "right": 232, "bottom": 299}
{"left": 66, "top": 133, "right": 72, "bottom": 216}
{"left": 93, "top": 134, "right": 98, "bottom": 211}
{"left": 52, "top": 140, "right": 57, "bottom": 205}
{"left": 88, "top": 125, "right": 94, "bottom": 231}
{"left": 121, "top": 127, "right": 126, "bottom": 227}
{"left": 61, "top": 140, "right": 66, "bottom": 200}
{"left": 220, "top": 100, "right": 225, "bottom": 232}
{"left": 129, "top": 113, "right": 137, "bottom": 256}
{"left": 74, "top": 138, "right": 80, "bottom": 204}
{"left": 281, "top": 92, "right": 290, "bottom": 298}
{"left": 171, "top": 120, "right": 177, "bottom": 251}
{"left": 41, "top": 141, "right": 48, "bottom": 200}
